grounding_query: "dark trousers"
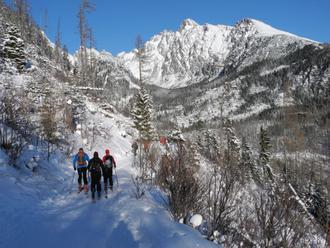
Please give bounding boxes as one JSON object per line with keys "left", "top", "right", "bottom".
{"left": 91, "top": 172, "right": 101, "bottom": 193}
{"left": 77, "top": 167, "right": 88, "bottom": 185}
{"left": 103, "top": 167, "right": 113, "bottom": 190}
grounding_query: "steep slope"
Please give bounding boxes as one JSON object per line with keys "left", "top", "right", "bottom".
{"left": 115, "top": 18, "right": 314, "bottom": 88}
{"left": 118, "top": 19, "right": 232, "bottom": 88}
{"left": 152, "top": 44, "right": 330, "bottom": 129}
{"left": 73, "top": 48, "right": 138, "bottom": 89}
{"left": 223, "top": 18, "right": 315, "bottom": 71}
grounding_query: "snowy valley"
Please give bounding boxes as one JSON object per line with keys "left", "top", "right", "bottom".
{"left": 0, "top": 0, "right": 329, "bottom": 247}
{"left": 0, "top": 108, "right": 217, "bottom": 248}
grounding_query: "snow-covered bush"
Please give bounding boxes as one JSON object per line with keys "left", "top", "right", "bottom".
{"left": 131, "top": 175, "right": 146, "bottom": 199}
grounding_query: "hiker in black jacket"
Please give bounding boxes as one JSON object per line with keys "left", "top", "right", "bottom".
{"left": 102, "top": 149, "right": 117, "bottom": 194}
{"left": 87, "top": 152, "right": 104, "bottom": 200}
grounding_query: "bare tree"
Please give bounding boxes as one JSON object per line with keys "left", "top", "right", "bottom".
{"left": 40, "top": 85, "right": 58, "bottom": 162}
{"left": 206, "top": 153, "right": 240, "bottom": 243}
{"left": 54, "top": 17, "right": 62, "bottom": 65}
{"left": 13, "top": 0, "right": 29, "bottom": 31}
{"left": 0, "top": 85, "right": 29, "bottom": 166}
{"left": 135, "top": 34, "right": 145, "bottom": 84}
{"left": 41, "top": 8, "right": 48, "bottom": 32}
{"left": 77, "top": 0, "right": 95, "bottom": 85}
{"left": 131, "top": 174, "right": 146, "bottom": 199}
{"left": 247, "top": 184, "right": 316, "bottom": 248}
{"left": 156, "top": 142, "right": 205, "bottom": 224}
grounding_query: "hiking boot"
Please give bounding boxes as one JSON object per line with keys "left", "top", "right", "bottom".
{"left": 84, "top": 184, "right": 88, "bottom": 193}
{"left": 78, "top": 184, "right": 83, "bottom": 192}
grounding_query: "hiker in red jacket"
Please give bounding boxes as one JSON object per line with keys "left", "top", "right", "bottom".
{"left": 102, "top": 149, "right": 116, "bottom": 194}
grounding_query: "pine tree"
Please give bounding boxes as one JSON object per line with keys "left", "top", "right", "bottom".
{"left": 188, "top": 142, "right": 200, "bottom": 173}
{"left": 2, "top": 23, "right": 26, "bottom": 72}
{"left": 240, "top": 136, "right": 258, "bottom": 183}
{"left": 259, "top": 126, "right": 273, "bottom": 182}
{"left": 0, "top": 23, "right": 5, "bottom": 72}
{"left": 0, "top": 55, "right": 4, "bottom": 73}
{"left": 224, "top": 120, "right": 240, "bottom": 166}
{"left": 131, "top": 87, "right": 155, "bottom": 141}
{"left": 168, "top": 129, "right": 185, "bottom": 143}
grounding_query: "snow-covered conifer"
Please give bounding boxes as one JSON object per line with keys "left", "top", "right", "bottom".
{"left": 259, "top": 126, "right": 273, "bottom": 181}
{"left": 203, "top": 130, "right": 218, "bottom": 160}
{"left": 131, "top": 87, "right": 155, "bottom": 141}
{"left": 168, "top": 129, "right": 185, "bottom": 143}
{"left": 2, "top": 23, "right": 26, "bottom": 72}
{"left": 224, "top": 120, "right": 240, "bottom": 165}
{"left": 240, "top": 136, "right": 258, "bottom": 182}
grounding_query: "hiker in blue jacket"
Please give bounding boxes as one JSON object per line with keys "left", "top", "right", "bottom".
{"left": 72, "top": 148, "right": 90, "bottom": 193}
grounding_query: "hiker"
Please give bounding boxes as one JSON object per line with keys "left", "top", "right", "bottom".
{"left": 72, "top": 148, "right": 90, "bottom": 193}
{"left": 102, "top": 149, "right": 116, "bottom": 194}
{"left": 87, "top": 151, "right": 104, "bottom": 200}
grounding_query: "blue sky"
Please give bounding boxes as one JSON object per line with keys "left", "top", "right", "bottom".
{"left": 11, "top": 0, "right": 330, "bottom": 55}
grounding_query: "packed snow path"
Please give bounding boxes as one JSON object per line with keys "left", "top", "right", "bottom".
{"left": 0, "top": 137, "right": 218, "bottom": 248}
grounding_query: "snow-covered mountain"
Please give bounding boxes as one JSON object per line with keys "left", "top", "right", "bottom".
{"left": 223, "top": 19, "right": 315, "bottom": 70}
{"left": 111, "top": 18, "right": 315, "bottom": 88}
{"left": 1, "top": 2, "right": 329, "bottom": 246}
{"left": 117, "top": 19, "right": 231, "bottom": 88}
{"left": 70, "top": 17, "right": 327, "bottom": 128}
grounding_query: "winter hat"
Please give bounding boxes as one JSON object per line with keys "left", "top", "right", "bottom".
{"left": 105, "top": 149, "right": 110, "bottom": 155}
{"left": 94, "top": 151, "right": 99, "bottom": 158}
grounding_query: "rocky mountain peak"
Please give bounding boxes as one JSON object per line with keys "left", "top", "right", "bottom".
{"left": 179, "top": 18, "right": 199, "bottom": 31}
{"left": 78, "top": 18, "right": 317, "bottom": 89}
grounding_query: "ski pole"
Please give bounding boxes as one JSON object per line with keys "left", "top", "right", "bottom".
{"left": 69, "top": 171, "right": 75, "bottom": 194}
{"left": 114, "top": 167, "right": 119, "bottom": 187}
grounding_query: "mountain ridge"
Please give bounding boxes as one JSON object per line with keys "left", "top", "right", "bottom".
{"left": 79, "top": 18, "right": 316, "bottom": 89}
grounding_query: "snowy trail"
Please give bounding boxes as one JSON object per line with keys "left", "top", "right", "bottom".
{"left": 0, "top": 131, "right": 218, "bottom": 248}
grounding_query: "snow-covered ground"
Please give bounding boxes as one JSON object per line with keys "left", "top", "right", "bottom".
{"left": 0, "top": 111, "right": 219, "bottom": 248}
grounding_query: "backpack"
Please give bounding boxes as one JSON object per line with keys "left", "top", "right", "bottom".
{"left": 77, "top": 154, "right": 87, "bottom": 165}
{"left": 90, "top": 159, "right": 102, "bottom": 173}
{"left": 104, "top": 156, "right": 113, "bottom": 169}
